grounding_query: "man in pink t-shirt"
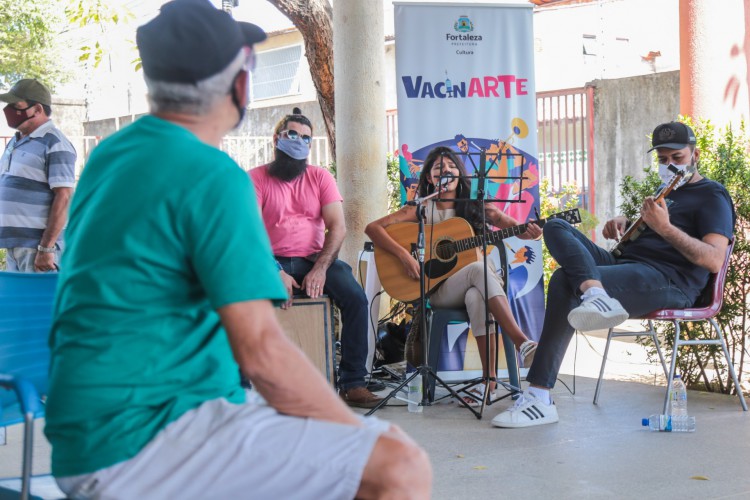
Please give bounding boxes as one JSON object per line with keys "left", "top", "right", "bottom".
{"left": 250, "top": 109, "right": 382, "bottom": 408}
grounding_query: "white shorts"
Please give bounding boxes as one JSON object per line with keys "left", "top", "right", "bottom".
{"left": 56, "top": 395, "right": 389, "bottom": 500}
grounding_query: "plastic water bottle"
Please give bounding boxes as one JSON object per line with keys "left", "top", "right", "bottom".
{"left": 407, "top": 374, "right": 423, "bottom": 413}
{"left": 669, "top": 374, "right": 688, "bottom": 417}
{"left": 642, "top": 414, "right": 695, "bottom": 432}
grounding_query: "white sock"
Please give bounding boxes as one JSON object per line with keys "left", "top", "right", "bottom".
{"left": 526, "top": 386, "right": 551, "bottom": 405}
{"left": 581, "top": 286, "right": 608, "bottom": 300}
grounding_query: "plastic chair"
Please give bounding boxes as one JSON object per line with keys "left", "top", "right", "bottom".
{"left": 425, "top": 307, "right": 521, "bottom": 401}
{"left": 0, "top": 272, "right": 58, "bottom": 500}
{"left": 593, "top": 238, "right": 748, "bottom": 414}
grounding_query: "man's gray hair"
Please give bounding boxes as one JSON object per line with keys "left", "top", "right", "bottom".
{"left": 145, "top": 49, "right": 247, "bottom": 115}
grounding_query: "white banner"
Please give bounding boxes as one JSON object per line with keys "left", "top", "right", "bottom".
{"left": 394, "top": 2, "right": 542, "bottom": 377}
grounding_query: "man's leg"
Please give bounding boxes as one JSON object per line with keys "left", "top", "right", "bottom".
{"left": 357, "top": 425, "right": 432, "bottom": 499}
{"left": 56, "top": 398, "right": 432, "bottom": 499}
{"left": 543, "top": 219, "right": 628, "bottom": 331}
{"left": 6, "top": 248, "right": 37, "bottom": 272}
{"left": 323, "top": 260, "right": 379, "bottom": 407}
{"left": 493, "top": 262, "right": 691, "bottom": 428}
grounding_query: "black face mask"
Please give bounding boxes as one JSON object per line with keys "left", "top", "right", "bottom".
{"left": 3, "top": 104, "right": 34, "bottom": 129}
{"left": 230, "top": 84, "right": 245, "bottom": 129}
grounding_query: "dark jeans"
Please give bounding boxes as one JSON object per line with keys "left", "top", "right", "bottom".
{"left": 277, "top": 256, "right": 370, "bottom": 391}
{"left": 527, "top": 219, "right": 692, "bottom": 389}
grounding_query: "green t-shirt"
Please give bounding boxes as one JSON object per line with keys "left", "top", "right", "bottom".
{"left": 44, "top": 116, "right": 286, "bottom": 477}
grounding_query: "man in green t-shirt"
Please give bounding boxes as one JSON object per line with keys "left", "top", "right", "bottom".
{"left": 44, "top": 1, "right": 431, "bottom": 498}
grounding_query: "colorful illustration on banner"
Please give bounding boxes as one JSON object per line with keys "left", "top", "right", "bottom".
{"left": 505, "top": 240, "right": 542, "bottom": 300}
{"left": 397, "top": 117, "right": 539, "bottom": 223}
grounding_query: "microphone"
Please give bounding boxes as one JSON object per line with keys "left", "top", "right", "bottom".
{"left": 406, "top": 174, "right": 455, "bottom": 206}
{"left": 438, "top": 173, "right": 455, "bottom": 186}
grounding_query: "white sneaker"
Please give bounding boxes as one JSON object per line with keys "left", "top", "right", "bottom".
{"left": 491, "top": 392, "right": 559, "bottom": 428}
{"left": 567, "top": 295, "right": 628, "bottom": 331}
{"left": 518, "top": 340, "right": 537, "bottom": 368}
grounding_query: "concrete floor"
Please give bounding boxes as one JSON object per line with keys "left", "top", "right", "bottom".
{"left": 2, "top": 322, "right": 748, "bottom": 499}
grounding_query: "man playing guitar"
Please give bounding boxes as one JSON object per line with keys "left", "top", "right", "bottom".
{"left": 492, "top": 121, "right": 735, "bottom": 429}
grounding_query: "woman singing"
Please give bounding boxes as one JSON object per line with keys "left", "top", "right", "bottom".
{"left": 365, "top": 146, "right": 540, "bottom": 405}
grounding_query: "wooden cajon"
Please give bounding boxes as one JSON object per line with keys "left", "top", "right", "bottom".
{"left": 275, "top": 296, "right": 336, "bottom": 386}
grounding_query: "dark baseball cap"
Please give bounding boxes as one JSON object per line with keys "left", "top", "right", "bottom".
{"left": 136, "top": 0, "right": 267, "bottom": 84}
{"left": 0, "top": 79, "right": 52, "bottom": 107}
{"left": 648, "top": 122, "right": 697, "bottom": 152}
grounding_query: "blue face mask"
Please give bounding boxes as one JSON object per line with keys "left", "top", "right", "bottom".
{"left": 277, "top": 137, "right": 310, "bottom": 160}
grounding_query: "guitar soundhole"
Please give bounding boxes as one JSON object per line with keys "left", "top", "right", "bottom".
{"left": 433, "top": 238, "right": 457, "bottom": 262}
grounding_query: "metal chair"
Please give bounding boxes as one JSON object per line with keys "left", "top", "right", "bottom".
{"left": 0, "top": 272, "right": 58, "bottom": 500}
{"left": 593, "top": 238, "right": 747, "bottom": 414}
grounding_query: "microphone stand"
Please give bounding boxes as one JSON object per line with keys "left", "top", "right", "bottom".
{"left": 366, "top": 181, "right": 482, "bottom": 418}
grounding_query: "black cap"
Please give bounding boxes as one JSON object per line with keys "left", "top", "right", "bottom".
{"left": 136, "top": 0, "right": 266, "bottom": 84}
{"left": 648, "top": 122, "right": 697, "bottom": 152}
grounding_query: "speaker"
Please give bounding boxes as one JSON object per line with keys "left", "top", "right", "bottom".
{"left": 275, "top": 297, "right": 336, "bottom": 386}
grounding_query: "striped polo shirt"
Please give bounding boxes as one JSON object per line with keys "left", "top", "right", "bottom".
{"left": 0, "top": 120, "right": 77, "bottom": 249}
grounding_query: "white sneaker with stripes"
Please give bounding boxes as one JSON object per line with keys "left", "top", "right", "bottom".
{"left": 491, "top": 392, "right": 559, "bottom": 428}
{"left": 567, "top": 294, "right": 628, "bottom": 332}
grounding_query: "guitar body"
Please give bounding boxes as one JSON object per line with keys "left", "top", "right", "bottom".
{"left": 374, "top": 218, "right": 481, "bottom": 303}
{"left": 373, "top": 209, "right": 581, "bottom": 302}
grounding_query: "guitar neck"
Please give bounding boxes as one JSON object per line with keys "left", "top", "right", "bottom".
{"left": 619, "top": 175, "right": 682, "bottom": 242}
{"left": 613, "top": 172, "right": 687, "bottom": 256}
{"left": 453, "top": 214, "right": 554, "bottom": 253}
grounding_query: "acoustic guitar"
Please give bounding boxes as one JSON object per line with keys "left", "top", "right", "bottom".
{"left": 374, "top": 209, "right": 582, "bottom": 302}
{"left": 610, "top": 168, "right": 693, "bottom": 257}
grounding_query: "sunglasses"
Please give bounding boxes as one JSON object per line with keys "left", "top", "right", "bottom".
{"left": 280, "top": 129, "right": 312, "bottom": 145}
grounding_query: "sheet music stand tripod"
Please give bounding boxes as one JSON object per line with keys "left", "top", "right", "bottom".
{"left": 443, "top": 147, "right": 531, "bottom": 417}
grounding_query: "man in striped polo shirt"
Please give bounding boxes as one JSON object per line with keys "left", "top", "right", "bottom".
{"left": 0, "top": 79, "right": 76, "bottom": 272}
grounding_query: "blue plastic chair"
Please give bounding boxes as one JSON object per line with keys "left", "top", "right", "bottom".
{"left": 0, "top": 272, "right": 58, "bottom": 500}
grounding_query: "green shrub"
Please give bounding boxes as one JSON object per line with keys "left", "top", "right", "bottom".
{"left": 620, "top": 117, "right": 749, "bottom": 395}
{"left": 539, "top": 178, "right": 598, "bottom": 298}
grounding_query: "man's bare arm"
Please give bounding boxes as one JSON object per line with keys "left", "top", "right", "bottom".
{"left": 315, "top": 201, "right": 346, "bottom": 269}
{"left": 40, "top": 187, "right": 73, "bottom": 248}
{"left": 301, "top": 201, "right": 346, "bottom": 297}
{"left": 642, "top": 197, "right": 728, "bottom": 273}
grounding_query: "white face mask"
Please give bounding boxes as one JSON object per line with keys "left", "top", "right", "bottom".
{"left": 658, "top": 163, "right": 688, "bottom": 185}
{"left": 658, "top": 152, "right": 696, "bottom": 188}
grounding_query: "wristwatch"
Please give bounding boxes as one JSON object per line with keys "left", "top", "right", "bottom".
{"left": 37, "top": 244, "right": 56, "bottom": 254}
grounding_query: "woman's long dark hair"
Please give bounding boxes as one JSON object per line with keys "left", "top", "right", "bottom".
{"left": 417, "top": 146, "right": 487, "bottom": 231}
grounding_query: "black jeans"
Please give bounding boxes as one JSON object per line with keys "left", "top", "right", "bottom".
{"left": 527, "top": 219, "right": 692, "bottom": 389}
{"left": 277, "top": 257, "right": 370, "bottom": 390}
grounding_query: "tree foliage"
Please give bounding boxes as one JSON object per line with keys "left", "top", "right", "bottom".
{"left": 64, "top": 0, "right": 137, "bottom": 71}
{"left": 622, "top": 117, "right": 750, "bottom": 396}
{"left": 539, "top": 179, "right": 598, "bottom": 297}
{"left": 266, "top": 0, "right": 335, "bottom": 158}
{"left": 0, "top": 0, "right": 67, "bottom": 89}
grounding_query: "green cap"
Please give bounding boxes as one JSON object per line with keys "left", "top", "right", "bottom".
{"left": 0, "top": 79, "right": 52, "bottom": 107}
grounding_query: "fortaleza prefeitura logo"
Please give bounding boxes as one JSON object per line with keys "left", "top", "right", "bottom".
{"left": 447, "top": 15, "right": 482, "bottom": 47}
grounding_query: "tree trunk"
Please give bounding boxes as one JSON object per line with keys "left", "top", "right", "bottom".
{"left": 266, "top": 0, "right": 336, "bottom": 160}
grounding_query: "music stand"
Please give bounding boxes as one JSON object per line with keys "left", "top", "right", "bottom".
{"left": 453, "top": 147, "right": 530, "bottom": 416}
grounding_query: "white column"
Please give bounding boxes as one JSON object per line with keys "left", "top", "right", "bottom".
{"left": 333, "top": 0, "right": 387, "bottom": 268}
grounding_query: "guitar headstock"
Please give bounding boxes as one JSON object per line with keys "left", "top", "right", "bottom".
{"left": 549, "top": 208, "right": 582, "bottom": 225}
{"left": 664, "top": 164, "right": 696, "bottom": 192}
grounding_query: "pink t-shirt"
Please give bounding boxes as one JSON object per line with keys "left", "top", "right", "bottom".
{"left": 249, "top": 164, "right": 343, "bottom": 257}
